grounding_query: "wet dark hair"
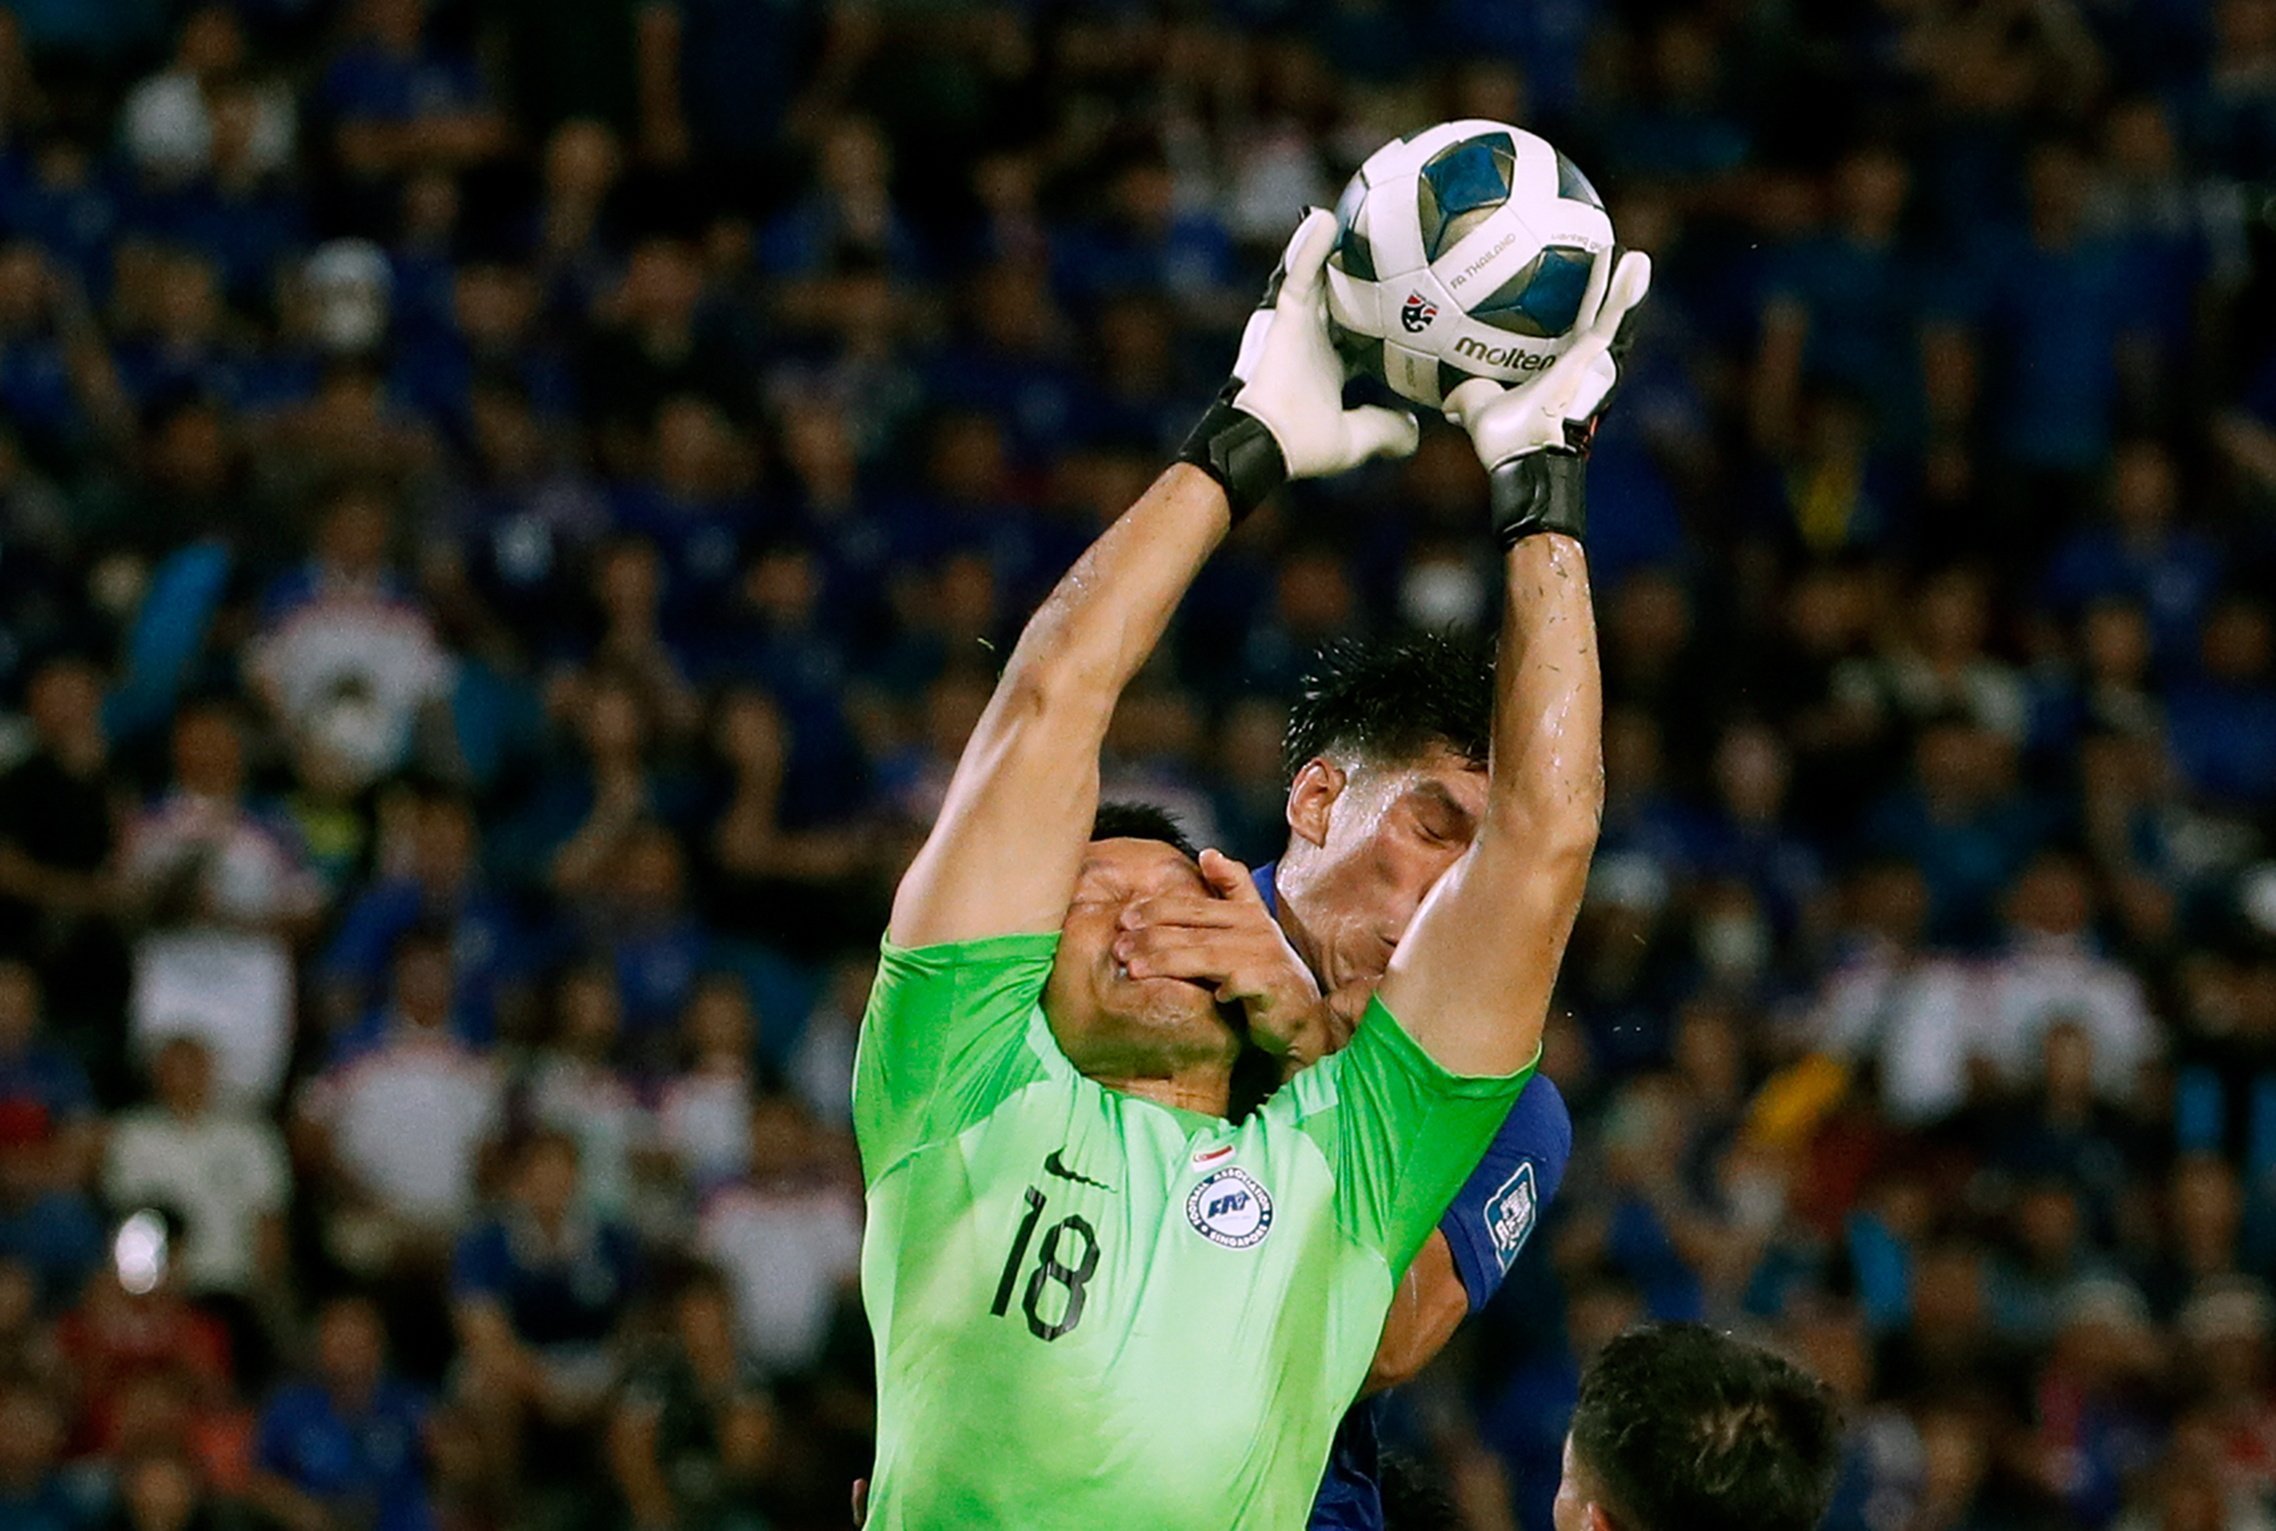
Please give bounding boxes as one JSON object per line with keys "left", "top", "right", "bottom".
{"left": 1569, "top": 1323, "right": 1843, "bottom": 1531}
{"left": 1089, "top": 801, "right": 1199, "bottom": 861}
{"left": 1283, "top": 632, "right": 1493, "bottom": 784}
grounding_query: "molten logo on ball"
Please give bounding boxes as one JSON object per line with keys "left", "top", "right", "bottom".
{"left": 1451, "top": 335, "right": 1556, "bottom": 371}
{"left": 1400, "top": 293, "right": 1438, "bottom": 333}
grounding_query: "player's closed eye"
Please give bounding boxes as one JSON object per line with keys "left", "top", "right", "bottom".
{"left": 1409, "top": 813, "right": 1459, "bottom": 847}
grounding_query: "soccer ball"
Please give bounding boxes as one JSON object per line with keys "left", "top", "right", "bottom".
{"left": 1325, "top": 120, "right": 1616, "bottom": 412}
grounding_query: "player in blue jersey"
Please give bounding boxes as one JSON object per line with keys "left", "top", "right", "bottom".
{"left": 1112, "top": 633, "right": 1572, "bottom": 1530}
{"left": 1555, "top": 1322, "right": 1841, "bottom": 1531}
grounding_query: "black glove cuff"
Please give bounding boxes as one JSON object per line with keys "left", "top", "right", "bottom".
{"left": 1177, "top": 395, "right": 1287, "bottom": 524}
{"left": 1488, "top": 450, "right": 1587, "bottom": 548}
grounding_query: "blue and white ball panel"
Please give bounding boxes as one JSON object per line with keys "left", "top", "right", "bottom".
{"left": 1323, "top": 262, "right": 1373, "bottom": 338}
{"left": 1325, "top": 118, "right": 1617, "bottom": 409}
{"left": 1469, "top": 245, "right": 1599, "bottom": 338}
{"left": 1329, "top": 170, "right": 1377, "bottom": 281}
{"left": 1353, "top": 137, "right": 1432, "bottom": 278}
{"left": 1503, "top": 128, "right": 1565, "bottom": 207}
{"left": 1429, "top": 209, "right": 1544, "bottom": 314}
{"left": 1417, "top": 135, "right": 1518, "bottom": 260}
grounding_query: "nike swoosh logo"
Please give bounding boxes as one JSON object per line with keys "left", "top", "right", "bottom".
{"left": 1043, "top": 1150, "right": 1114, "bottom": 1192}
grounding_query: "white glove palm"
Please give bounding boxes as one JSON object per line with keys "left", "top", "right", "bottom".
{"left": 1229, "top": 209, "right": 1420, "bottom": 479}
{"left": 1444, "top": 248, "right": 1653, "bottom": 468}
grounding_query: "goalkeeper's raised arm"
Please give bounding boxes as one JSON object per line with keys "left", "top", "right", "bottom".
{"left": 888, "top": 210, "right": 1418, "bottom": 953}
{"left": 1374, "top": 249, "right": 1651, "bottom": 1079}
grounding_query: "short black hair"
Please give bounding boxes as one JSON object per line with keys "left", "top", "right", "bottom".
{"left": 1090, "top": 801, "right": 1200, "bottom": 861}
{"left": 1569, "top": 1323, "right": 1843, "bottom": 1531}
{"left": 1283, "top": 632, "right": 1493, "bottom": 784}
{"left": 1377, "top": 1452, "right": 1461, "bottom": 1531}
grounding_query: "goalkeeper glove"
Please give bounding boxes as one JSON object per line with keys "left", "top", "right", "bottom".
{"left": 1443, "top": 248, "right": 1652, "bottom": 547}
{"left": 1179, "top": 209, "right": 1420, "bottom": 521}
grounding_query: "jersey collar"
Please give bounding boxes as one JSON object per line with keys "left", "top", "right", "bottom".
{"left": 1252, "top": 859, "right": 1280, "bottom": 920}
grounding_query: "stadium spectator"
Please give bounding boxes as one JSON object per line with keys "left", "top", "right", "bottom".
{"left": 2166, "top": 593, "right": 2276, "bottom": 810}
{"left": 2043, "top": 439, "right": 2222, "bottom": 665}
{"left": 103, "top": 1036, "right": 289, "bottom": 1350}
{"left": 0, "top": 239, "right": 128, "bottom": 470}
{"left": 319, "top": 789, "right": 523, "bottom": 1042}
{"left": 1979, "top": 1019, "right": 2149, "bottom": 1238}
{"left": 701, "top": 682, "right": 875, "bottom": 958}
{"left": 1865, "top": 714, "right": 2049, "bottom": 945}
{"left": 0, "top": 962, "right": 96, "bottom": 1187}
{"left": 1980, "top": 852, "right": 2162, "bottom": 1102}
{"left": 1842, "top": 564, "right": 2031, "bottom": 745}
{"left": 421, "top": 375, "right": 611, "bottom": 672}
{"left": 0, "top": 1256, "right": 58, "bottom": 1381}
{"left": 785, "top": 955, "right": 868, "bottom": 1132}
{"left": 696, "top": 1093, "right": 860, "bottom": 1380}
{"left": 122, "top": 702, "right": 322, "bottom": 1108}
{"left": 119, "top": 5, "right": 293, "bottom": 188}
{"left": 520, "top": 963, "right": 649, "bottom": 1226}
{"left": 1751, "top": 143, "right": 1926, "bottom": 458}
{"left": 0, "top": 657, "right": 126, "bottom": 1059}
{"left": 1688, "top": 722, "right": 1823, "bottom": 948}
{"left": 295, "top": 927, "right": 501, "bottom": 1274}
{"left": 450, "top": 1129, "right": 637, "bottom": 1495}
{"left": 578, "top": 234, "right": 755, "bottom": 464}
{"left": 499, "top": 673, "right": 698, "bottom": 900}
{"left": 0, "top": 1376, "right": 77, "bottom": 1531}
{"left": 97, "top": 1444, "right": 237, "bottom": 1531}
{"left": 579, "top": 821, "right": 711, "bottom": 1046}
{"left": 247, "top": 483, "right": 453, "bottom": 791}
{"left": 55, "top": 1215, "right": 235, "bottom": 1461}
{"left": 605, "top": 1269, "right": 779, "bottom": 1531}
{"left": 2025, "top": 1279, "right": 2165, "bottom": 1527}
{"left": 655, "top": 974, "right": 759, "bottom": 1190}
{"left": 2144, "top": 1155, "right": 2254, "bottom": 1320}
{"left": 0, "top": 1088, "right": 101, "bottom": 1310}
{"left": 247, "top": 1293, "right": 435, "bottom": 1531}
{"left": 1805, "top": 858, "right": 1980, "bottom": 1123}
{"left": 318, "top": 0, "right": 507, "bottom": 193}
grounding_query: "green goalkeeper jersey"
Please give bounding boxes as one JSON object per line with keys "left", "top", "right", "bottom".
{"left": 853, "top": 933, "right": 1533, "bottom": 1530}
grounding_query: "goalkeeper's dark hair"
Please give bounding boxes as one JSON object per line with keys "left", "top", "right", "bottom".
{"left": 1283, "top": 632, "right": 1493, "bottom": 784}
{"left": 1569, "top": 1323, "right": 1843, "bottom": 1531}
{"left": 1090, "top": 801, "right": 1199, "bottom": 861}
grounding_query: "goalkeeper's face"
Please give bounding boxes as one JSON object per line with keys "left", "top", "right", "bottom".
{"left": 1044, "top": 838, "right": 1241, "bottom": 1082}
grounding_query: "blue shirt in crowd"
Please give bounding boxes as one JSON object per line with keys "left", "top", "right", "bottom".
{"left": 451, "top": 1212, "right": 640, "bottom": 1354}
{"left": 254, "top": 1377, "right": 437, "bottom": 1531}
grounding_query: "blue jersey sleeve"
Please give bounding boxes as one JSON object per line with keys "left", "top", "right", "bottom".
{"left": 1435, "top": 1074, "right": 1572, "bottom": 1314}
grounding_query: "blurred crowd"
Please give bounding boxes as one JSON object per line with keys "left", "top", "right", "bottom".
{"left": 0, "top": 0, "right": 2271, "bottom": 1529}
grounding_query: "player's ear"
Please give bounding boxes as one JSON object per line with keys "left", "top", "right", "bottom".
{"left": 1285, "top": 757, "right": 1345, "bottom": 849}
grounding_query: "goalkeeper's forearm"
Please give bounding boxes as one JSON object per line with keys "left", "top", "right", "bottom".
{"left": 995, "top": 463, "right": 1230, "bottom": 725}
{"left": 1375, "top": 531, "right": 1602, "bottom": 1078}
{"left": 888, "top": 464, "right": 1230, "bottom": 946}
{"left": 1480, "top": 532, "right": 1603, "bottom": 849}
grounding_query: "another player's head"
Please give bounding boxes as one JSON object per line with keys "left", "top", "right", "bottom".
{"left": 1044, "top": 802, "right": 1241, "bottom": 1090}
{"left": 1554, "top": 1323, "right": 1842, "bottom": 1531}
{"left": 1274, "top": 633, "right": 1493, "bottom": 993}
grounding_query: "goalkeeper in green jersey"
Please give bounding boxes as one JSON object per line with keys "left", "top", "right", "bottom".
{"left": 853, "top": 210, "right": 1651, "bottom": 1530}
